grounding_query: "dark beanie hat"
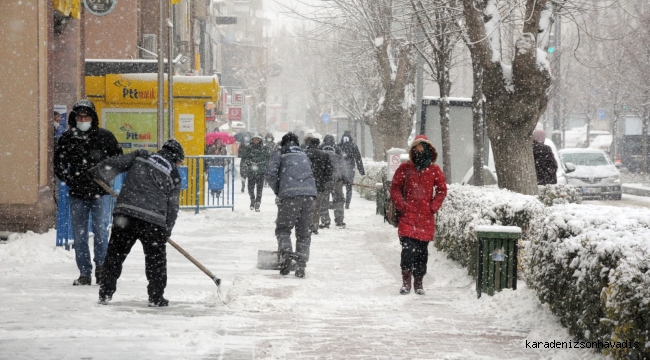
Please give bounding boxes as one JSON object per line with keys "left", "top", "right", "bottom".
{"left": 281, "top": 132, "right": 299, "bottom": 147}
{"left": 161, "top": 139, "right": 185, "bottom": 162}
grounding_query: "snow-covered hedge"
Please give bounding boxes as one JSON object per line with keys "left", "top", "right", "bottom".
{"left": 435, "top": 185, "right": 649, "bottom": 358}
{"left": 524, "top": 205, "right": 650, "bottom": 359}
{"left": 537, "top": 184, "right": 582, "bottom": 206}
{"left": 434, "top": 185, "right": 546, "bottom": 278}
{"left": 354, "top": 160, "right": 386, "bottom": 201}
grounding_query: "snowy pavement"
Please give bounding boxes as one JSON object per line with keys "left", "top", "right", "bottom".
{"left": 0, "top": 188, "right": 609, "bottom": 359}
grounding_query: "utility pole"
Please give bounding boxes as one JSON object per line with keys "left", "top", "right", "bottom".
{"left": 552, "top": 14, "right": 562, "bottom": 132}
{"left": 415, "top": 16, "right": 425, "bottom": 135}
{"left": 168, "top": 2, "right": 175, "bottom": 140}
{"left": 157, "top": 0, "right": 165, "bottom": 149}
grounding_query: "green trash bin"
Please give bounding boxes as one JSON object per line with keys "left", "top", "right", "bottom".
{"left": 475, "top": 225, "right": 521, "bottom": 298}
{"left": 376, "top": 182, "right": 386, "bottom": 216}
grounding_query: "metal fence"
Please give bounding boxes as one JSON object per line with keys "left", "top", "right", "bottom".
{"left": 178, "top": 156, "right": 236, "bottom": 213}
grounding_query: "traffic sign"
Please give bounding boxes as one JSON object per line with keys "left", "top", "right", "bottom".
{"left": 228, "top": 107, "right": 242, "bottom": 121}
{"left": 321, "top": 113, "right": 331, "bottom": 124}
{"left": 597, "top": 109, "right": 606, "bottom": 119}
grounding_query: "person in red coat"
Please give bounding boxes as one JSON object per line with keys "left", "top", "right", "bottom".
{"left": 390, "top": 135, "right": 447, "bottom": 295}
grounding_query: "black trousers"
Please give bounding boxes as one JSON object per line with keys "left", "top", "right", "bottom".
{"left": 276, "top": 196, "right": 315, "bottom": 268}
{"left": 101, "top": 215, "right": 168, "bottom": 299}
{"left": 399, "top": 236, "right": 430, "bottom": 278}
{"left": 248, "top": 172, "right": 265, "bottom": 205}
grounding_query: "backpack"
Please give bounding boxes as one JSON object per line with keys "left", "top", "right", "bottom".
{"left": 384, "top": 171, "right": 407, "bottom": 228}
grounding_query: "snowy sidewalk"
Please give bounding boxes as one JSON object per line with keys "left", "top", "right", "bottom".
{"left": 0, "top": 188, "right": 606, "bottom": 359}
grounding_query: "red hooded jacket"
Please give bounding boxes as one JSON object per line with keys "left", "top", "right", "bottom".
{"left": 390, "top": 135, "right": 447, "bottom": 241}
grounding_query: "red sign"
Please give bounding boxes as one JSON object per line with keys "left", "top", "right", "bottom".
{"left": 228, "top": 107, "right": 242, "bottom": 120}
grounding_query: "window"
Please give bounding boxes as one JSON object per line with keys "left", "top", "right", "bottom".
{"left": 561, "top": 153, "right": 609, "bottom": 166}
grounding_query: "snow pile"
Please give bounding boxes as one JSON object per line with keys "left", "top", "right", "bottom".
{"left": 0, "top": 230, "right": 73, "bottom": 265}
{"left": 525, "top": 204, "right": 650, "bottom": 359}
{"left": 434, "top": 185, "right": 546, "bottom": 278}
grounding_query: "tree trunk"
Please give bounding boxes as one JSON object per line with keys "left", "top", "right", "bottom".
{"left": 368, "top": 120, "right": 386, "bottom": 161}
{"left": 470, "top": 51, "right": 485, "bottom": 186}
{"left": 490, "top": 126, "right": 537, "bottom": 194}
{"left": 438, "top": 71, "right": 452, "bottom": 182}
{"left": 255, "top": 84, "right": 267, "bottom": 135}
{"left": 375, "top": 104, "right": 411, "bottom": 153}
{"left": 641, "top": 106, "right": 650, "bottom": 174}
{"left": 461, "top": 0, "right": 552, "bottom": 195}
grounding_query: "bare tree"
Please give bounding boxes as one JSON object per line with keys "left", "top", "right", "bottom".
{"left": 282, "top": 0, "right": 417, "bottom": 156}
{"left": 624, "top": 2, "right": 650, "bottom": 172}
{"left": 461, "top": 0, "right": 556, "bottom": 195}
{"left": 408, "top": 0, "right": 464, "bottom": 181}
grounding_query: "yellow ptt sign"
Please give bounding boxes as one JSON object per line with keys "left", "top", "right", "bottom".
{"left": 53, "top": 0, "right": 81, "bottom": 19}
{"left": 171, "top": 0, "right": 181, "bottom": 4}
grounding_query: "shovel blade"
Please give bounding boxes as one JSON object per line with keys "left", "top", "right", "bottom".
{"left": 256, "top": 250, "right": 296, "bottom": 271}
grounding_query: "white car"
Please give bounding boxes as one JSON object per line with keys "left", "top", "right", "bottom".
{"left": 558, "top": 148, "right": 622, "bottom": 200}
{"left": 218, "top": 121, "right": 246, "bottom": 132}
{"left": 461, "top": 138, "right": 568, "bottom": 186}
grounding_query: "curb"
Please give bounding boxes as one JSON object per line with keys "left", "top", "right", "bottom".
{"left": 622, "top": 185, "right": 650, "bottom": 197}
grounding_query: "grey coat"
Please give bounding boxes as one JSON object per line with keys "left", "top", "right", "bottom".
{"left": 265, "top": 145, "right": 317, "bottom": 199}
{"left": 322, "top": 145, "right": 352, "bottom": 183}
{"left": 89, "top": 150, "right": 181, "bottom": 234}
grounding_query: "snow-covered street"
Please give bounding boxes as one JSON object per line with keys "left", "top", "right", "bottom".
{"left": 0, "top": 190, "right": 608, "bottom": 359}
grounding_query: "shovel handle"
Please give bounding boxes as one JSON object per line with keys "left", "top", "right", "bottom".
{"left": 167, "top": 239, "right": 221, "bottom": 286}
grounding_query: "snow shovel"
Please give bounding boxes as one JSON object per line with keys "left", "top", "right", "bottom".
{"left": 256, "top": 250, "right": 296, "bottom": 271}
{"left": 95, "top": 179, "right": 221, "bottom": 287}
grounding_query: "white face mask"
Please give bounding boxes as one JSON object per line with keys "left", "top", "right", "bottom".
{"left": 266, "top": 138, "right": 272, "bottom": 142}
{"left": 343, "top": 137, "right": 350, "bottom": 142}
{"left": 77, "top": 122, "right": 92, "bottom": 132}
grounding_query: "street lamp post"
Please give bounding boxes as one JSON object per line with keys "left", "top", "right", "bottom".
{"left": 157, "top": 0, "right": 165, "bottom": 149}
{"left": 168, "top": 3, "right": 175, "bottom": 140}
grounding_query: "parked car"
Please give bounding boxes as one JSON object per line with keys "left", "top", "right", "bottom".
{"left": 558, "top": 148, "right": 622, "bottom": 200}
{"left": 218, "top": 121, "right": 247, "bottom": 132}
{"left": 589, "top": 134, "right": 613, "bottom": 153}
{"left": 461, "top": 138, "right": 569, "bottom": 186}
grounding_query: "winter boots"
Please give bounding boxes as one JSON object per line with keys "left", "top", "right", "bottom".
{"left": 255, "top": 202, "right": 260, "bottom": 212}
{"left": 279, "top": 253, "right": 292, "bottom": 276}
{"left": 148, "top": 296, "right": 169, "bottom": 307}
{"left": 414, "top": 277, "right": 425, "bottom": 295}
{"left": 98, "top": 289, "right": 112, "bottom": 305}
{"left": 73, "top": 275, "right": 92, "bottom": 286}
{"left": 295, "top": 268, "right": 305, "bottom": 278}
{"left": 400, "top": 270, "right": 412, "bottom": 295}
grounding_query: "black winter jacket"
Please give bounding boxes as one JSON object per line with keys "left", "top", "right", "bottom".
{"left": 242, "top": 143, "right": 270, "bottom": 175}
{"left": 533, "top": 141, "right": 558, "bottom": 185}
{"left": 305, "top": 144, "right": 334, "bottom": 193}
{"left": 89, "top": 149, "right": 181, "bottom": 234}
{"left": 54, "top": 108, "right": 123, "bottom": 200}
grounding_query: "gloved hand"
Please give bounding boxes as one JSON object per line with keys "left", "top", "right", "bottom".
{"left": 85, "top": 170, "right": 95, "bottom": 182}
{"left": 359, "top": 169, "right": 366, "bottom": 176}
{"left": 275, "top": 196, "right": 281, "bottom": 206}
{"left": 165, "top": 228, "right": 172, "bottom": 239}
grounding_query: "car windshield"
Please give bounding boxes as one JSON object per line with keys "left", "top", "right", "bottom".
{"left": 561, "top": 153, "right": 609, "bottom": 166}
